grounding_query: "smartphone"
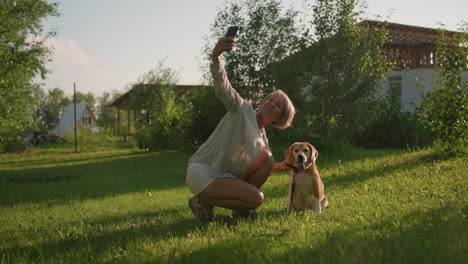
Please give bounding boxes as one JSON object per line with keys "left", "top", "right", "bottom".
{"left": 225, "top": 26, "right": 238, "bottom": 37}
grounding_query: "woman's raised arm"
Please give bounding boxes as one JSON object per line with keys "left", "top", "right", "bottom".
{"left": 210, "top": 37, "right": 242, "bottom": 113}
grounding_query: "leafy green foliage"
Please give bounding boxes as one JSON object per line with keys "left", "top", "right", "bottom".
{"left": 129, "top": 61, "right": 195, "bottom": 151}
{"left": 187, "top": 87, "right": 226, "bottom": 147}
{"left": 203, "top": 0, "right": 309, "bottom": 105}
{"left": 74, "top": 91, "right": 96, "bottom": 112}
{"left": 417, "top": 23, "right": 468, "bottom": 156}
{"left": 135, "top": 90, "right": 194, "bottom": 151}
{"left": 62, "top": 127, "right": 130, "bottom": 151}
{"left": 277, "top": 0, "right": 391, "bottom": 143}
{"left": 96, "top": 91, "right": 121, "bottom": 133}
{"left": 128, "top": 60, "right": 180, "bottom": 124}
{"left": 204, "top": 0, "right": 391, "bottom": 147}
{"left": 0, "top": 0, "right": 58, "bottom": 151}
{"left": 357, "top": 98, "right": 433, "bottom": 148}
{"left": 34, "top": 87, "right": 70, "bottom": 129}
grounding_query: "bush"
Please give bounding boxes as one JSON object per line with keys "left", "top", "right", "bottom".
{"left": 1, "top": 131, "right": 29, "bottom": 153}
{"left": 321, "top": 137, "right": 355, "bottom": 153}
{"left": 132, "top": 84, "right": 225, "bottom": 152}
{"left": 187, "top": 87, "right": 226, "bottom": 148}
{"left": 63, "top": 128, "right": 124, "bottom": 150}
{"left": 417, "top": 25, "right": 468, "bottom": 157}
{"left": 357, "top": 107, "right": 433, "bottom": 149}
{"left": 136, "top": 95, "right": 194, "bottom": 151}
{"left": 136, "top": 117, "right": 192, "bottom": 151}
{"left": 266, "top": 125, "right": 323, "bottom": 149}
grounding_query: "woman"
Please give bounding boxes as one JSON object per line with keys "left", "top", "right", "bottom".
{"left": 186, "top": 36, "right": 295, "bottom": 221}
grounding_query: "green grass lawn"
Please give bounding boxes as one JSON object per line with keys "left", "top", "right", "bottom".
{"left": 0, "top": 143, "right": 466, "bottom": 263}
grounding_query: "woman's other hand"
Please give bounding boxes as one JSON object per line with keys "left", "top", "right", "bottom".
{"left": 272, "top": 160, "right": 292, "bottom": 173}
{"left": 212, "top": 37, "right": 236, "bottom": 64}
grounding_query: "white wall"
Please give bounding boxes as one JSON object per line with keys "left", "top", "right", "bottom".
{"left": 380, "top": 69, "right": 468, "bottom": 113}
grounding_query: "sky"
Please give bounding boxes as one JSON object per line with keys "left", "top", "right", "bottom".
{"left": 38, "top": 0, "right": 467, "bottom": 98}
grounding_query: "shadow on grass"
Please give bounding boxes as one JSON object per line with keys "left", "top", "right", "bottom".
{"left": 0, "top": 150, "right": 145, "bottom": 169}
{"left": 0, "top": 208, "right": 210, "bottom": 263}
{"left": 0, "top": 208, "right": 288, "bottom": 263}
{"left": 272, "top": 206, "right": 466, "bottom": 264}
{"left": 0, "top": 151, "right": 192, "bottom": 206}
{"left": 264, "top": 151, "right": 437, "bottom": 201}
{"left": 0, "top": 208, "right": 293, "bottom": 263}
{"left": 4, "top": 204, "right": 462, "bottom": 263}
{"left": 270, "top": 144, "right": 404, "bottom": 169}
{"left": 157, "top": 206, "right": 465, "bottom": 264}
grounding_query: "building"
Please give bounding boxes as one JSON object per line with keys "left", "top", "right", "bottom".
{"left": 272, "top": 20, "right": 467, "bottom": 114}
{"left": 109, "top": 84, "right": 204, "bottom": 137}
{"left": 368, "top": 20, "right": 468, "bottom": 112}
{"left": 51, "top": 103, "right": 99, "bottom": 136}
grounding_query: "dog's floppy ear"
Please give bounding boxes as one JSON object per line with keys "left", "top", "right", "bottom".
{"left": 284, "top": 143, "right": 295, "bottom": 164}
{"left": 307, "top": 143, "right": 318, "bottom": 164}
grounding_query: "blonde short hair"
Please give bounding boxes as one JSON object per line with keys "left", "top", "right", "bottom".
{"left": 258, "top": 90, "right": 295, "bottom": 129}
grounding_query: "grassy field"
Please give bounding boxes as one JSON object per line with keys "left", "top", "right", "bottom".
{"left": 0, "top": 142, "right": 466, "bottom": 263}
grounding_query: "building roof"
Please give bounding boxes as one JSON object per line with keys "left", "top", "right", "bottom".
{"left": 363, "top": 20, "right": 460, "bottom": 45}
{"left": 53, "top": 103, "right": 96, "bottom": 136}
{"left": 109, "top": 90, "right": 131, "bottom": 108}
{"left": 109, "top": 84, "right": 205, "bottom": 109}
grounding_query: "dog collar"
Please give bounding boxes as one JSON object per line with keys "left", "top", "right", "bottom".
{"left": 286, "top": 164, "right": 303, "bottom": 173}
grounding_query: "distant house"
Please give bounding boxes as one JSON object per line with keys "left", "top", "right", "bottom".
{"left": 367, "top": 20, "right": 468, "bottom": 113}
{"left": 51, "top": 103, "right": 99, "bottom": 136}
{"left": 274, "top": 20, "right": 468, "bottom": 113}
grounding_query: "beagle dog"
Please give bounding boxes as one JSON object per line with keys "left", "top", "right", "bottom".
{"left": 284, "top": 142, "right": 328, "bottom": 213}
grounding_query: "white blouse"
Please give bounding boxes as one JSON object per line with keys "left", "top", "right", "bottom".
{"left": 188, "top": 62, "right": 269, "bottom": 178}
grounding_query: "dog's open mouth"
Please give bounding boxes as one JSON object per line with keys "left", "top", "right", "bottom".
{"left": 297, "top": 162, "right": 305, "bottom": 173}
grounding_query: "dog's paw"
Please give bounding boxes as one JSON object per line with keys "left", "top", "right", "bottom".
{"left": 321, "top": 198, "right": 329, "bottom": 208}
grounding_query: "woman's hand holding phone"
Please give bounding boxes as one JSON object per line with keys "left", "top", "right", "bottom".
{"left": 212, "top": 26, "right": 238, "bottom": 63}
{"left": 212, "top": 37, "right": 236, "bottom": 63}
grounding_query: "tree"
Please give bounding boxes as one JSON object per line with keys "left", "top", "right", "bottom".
{"left": 418, "top": 23, "right": 468, "bottom": 156}
{"left": 0, "top": 0, "right": 58, "bottom": 151}
{"left": 128, "top": 60, "right": 180, "bottom": 127}
{"left": 202, "top": 0, "right": 309, "bottom": 105}
{"left": 96, "top": 91, "right": 119, "bottom": 132}
{"left": 75, "top": 91, "right": 96, "bottom": 112}
{"left": 34, "top": 87, "right": 70, "bottom": 129}
{"left": 128, "top": 60, "right": 195, "bottom": 150}
{"left": 203, "top": 0, "right": 390, "bottom": 146}
{"left": 277, "top": 0, "right": 390, "bottom": 143}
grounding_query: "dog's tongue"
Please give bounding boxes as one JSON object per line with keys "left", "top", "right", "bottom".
{"left": 298, "top": 163, "right": 305, "bottom": 173}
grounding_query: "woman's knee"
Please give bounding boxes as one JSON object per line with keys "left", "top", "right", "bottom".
{"left": 258, "top": 149, "right": 274, "bottom": 169}
{"left": 246, "top": 191, "right": 264, "bottom": 209}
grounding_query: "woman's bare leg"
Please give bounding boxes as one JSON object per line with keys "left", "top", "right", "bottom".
{"left": 197, "top": 149, "right": 274, "bottom": 211}
{"left": 241, "top": 149, "right": 274, "bottom": 188}
{"left": 198, "top": 178, "right": 264, "bottom": 210}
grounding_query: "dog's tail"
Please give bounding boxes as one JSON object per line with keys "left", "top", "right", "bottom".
{"left": 321, "top": 198, "right": 329, "bottom": 208}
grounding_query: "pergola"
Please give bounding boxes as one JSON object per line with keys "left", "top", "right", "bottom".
{"left": 109, "top": 89, "right": 134, "bottom": 137}
{"left": 109, "top": 85, "right": 202, "bottom": 138}
{"left": 364, "top": 20, "right": 463, "bottom": 70}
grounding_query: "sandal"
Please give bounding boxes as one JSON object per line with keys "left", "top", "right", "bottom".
{"left": 188, "top": 196, "right": 214, "bottom": 222}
